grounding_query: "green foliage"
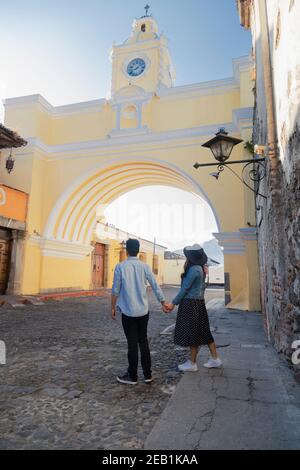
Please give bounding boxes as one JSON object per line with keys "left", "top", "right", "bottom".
{"left": 244, "top": 140, "right": 254, "bottom": 155}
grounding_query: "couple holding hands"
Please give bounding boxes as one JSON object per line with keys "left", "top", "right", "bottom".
{"left": 111, "top": 238, "right": 221, "bottom": 385}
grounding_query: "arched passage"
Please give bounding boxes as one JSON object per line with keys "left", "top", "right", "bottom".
{"left": 22, "top": 155, "right": 258, "bottom": 311}
{"left": 44, "top": 157, "right": 221, "bottom": 244}
{"left": 38, "top": 157, "right": 222, "bottom": 297}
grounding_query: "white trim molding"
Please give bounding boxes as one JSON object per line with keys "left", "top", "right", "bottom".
{"left": 110, "top": 84, "right": 152, "bottom": 105}
{"left": 15, "top": 117, "right": 242, "bottom": 160}
{"left": 109, "top": 84, "right": 153, "bottom": 134}
{"left": 28, "top": 236, "right": 93, "bottom": 260}
{"left": 119, "top": 38, "right": 160, "bottom": 51}
{"left": 4, "top": 95, "right": 106, "bottom": 118}
{"left": 232, "top": 107, "right": 254, "bottom": 132}
{"left": 4, "top": 94, "right": 53, "bottom": 112}
{"left": 108, "top": 126, "right": 150, "bottom": 138}
{"left": 239, "top": 227, "right": 258, "bottom": 241}
{"left": 28, "top": 228, "right": 166, "bottom": 261}
{"left": 213, "top": 232, "right": 245, "bottom": 255}
{"left": 213, "top": 228, "right": 257, "bottom": 255}
{"left": 157, "top": 78, "right": 239, "bottom": 101}
{"left": 233, "top": 55, "right": 253, "bottom": 84}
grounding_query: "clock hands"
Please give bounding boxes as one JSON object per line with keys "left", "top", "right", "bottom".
{"left": 127, "top": 59, "right": 146, "bottom": 76}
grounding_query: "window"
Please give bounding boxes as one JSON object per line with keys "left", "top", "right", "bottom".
{"left": 141, "top": 24, "right": 146, "bottom": 32}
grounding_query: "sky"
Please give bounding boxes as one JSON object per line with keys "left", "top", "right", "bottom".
{"left": 0, "top": 0, "right": 251, "bottom": 250}
{"left": 104, "top": 186, "right": 219, "bottom": 251}
{"left": 0, "top": 0, "right": 251, "bottom": 105}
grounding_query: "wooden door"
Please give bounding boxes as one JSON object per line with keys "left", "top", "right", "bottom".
{"left": 0, "top": 238, "right": 11, "bottom": 295}
{"left": 92, "top": 243, "right": 105, "bottom": 288}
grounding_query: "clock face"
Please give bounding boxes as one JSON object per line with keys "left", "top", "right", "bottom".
{"left": 127, "top": 58, "right": 146, "bottom": 77}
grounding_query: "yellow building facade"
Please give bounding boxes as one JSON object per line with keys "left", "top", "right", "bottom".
{"left": 1, "top": 14, "right": 260, "bottom": 310}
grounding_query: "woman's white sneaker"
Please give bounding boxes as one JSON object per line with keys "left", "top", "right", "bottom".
{"left": 203, "top": 358, "right": 222, "bottom": 368}
{"left": 178, "top": 360, "right": 198, "bottom": 372}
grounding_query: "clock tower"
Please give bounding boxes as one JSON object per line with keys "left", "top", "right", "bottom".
{"left": 110, "top": 10, "right": 176, "bottom": 97}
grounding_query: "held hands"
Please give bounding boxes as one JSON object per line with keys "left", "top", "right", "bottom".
{"left": 162, "top": 302, "right": 175, "bottom": 313}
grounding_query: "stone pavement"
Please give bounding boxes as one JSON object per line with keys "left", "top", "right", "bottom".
{"left": 0, "top": 287, "right": 221, "bottom": 450}
{"left": 1, "top": 287, "right": 299, "bottom": 450}
{"left": 145, "top": 301, "right": 300, "bottom": 450}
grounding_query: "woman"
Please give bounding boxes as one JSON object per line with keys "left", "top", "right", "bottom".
{"left": 167, "top": 244, "right": 222, "bottom": 372}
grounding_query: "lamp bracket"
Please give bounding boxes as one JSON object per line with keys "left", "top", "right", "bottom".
{"left": 193, "top": 158, "right": 267, "bottom": 199}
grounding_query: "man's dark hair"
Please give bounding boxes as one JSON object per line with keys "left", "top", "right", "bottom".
{"left": 126, "top": 239, "right": 140, "bottom": 256}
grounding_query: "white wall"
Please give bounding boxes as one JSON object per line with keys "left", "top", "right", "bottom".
{"left": 163, "top": 259, "right": 224, "bottom": 285}
{"left": 208, "top": 265, "right": 224, "bottom": 285}
{"left": 163, "top": 259, "right": 185, "bottom": 285}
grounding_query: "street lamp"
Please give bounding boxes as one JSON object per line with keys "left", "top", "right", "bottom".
{"left": 6, "top": 149, "right": 15, "bottom": 174}
{"left": 193, "top": 128, "right": 267, "bottom": 199}
{"left": 201, "top": 128, "right": 243, "bottom": 163}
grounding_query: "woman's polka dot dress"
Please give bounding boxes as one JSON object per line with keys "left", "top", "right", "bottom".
{"left": 174, "top": 298, "right": 214, "bottom": 347}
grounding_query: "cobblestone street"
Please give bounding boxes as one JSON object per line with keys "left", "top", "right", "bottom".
{"left": 0, "top": 287, "right": 222, "bottom": 450}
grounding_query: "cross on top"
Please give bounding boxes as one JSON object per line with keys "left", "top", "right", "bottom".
{"left": 144, "top": 4, "right": 150, "bottom": 17}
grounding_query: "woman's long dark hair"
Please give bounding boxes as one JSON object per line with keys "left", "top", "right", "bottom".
{"left": 181, "top": 251, "right": 208, "bottom": 279}
{"left": 181, "top": 260, "right": 194, "bottom": 280}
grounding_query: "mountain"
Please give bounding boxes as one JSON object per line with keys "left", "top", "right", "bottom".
{"left": 203, "top": 239, "right": 224, "bottom": 264}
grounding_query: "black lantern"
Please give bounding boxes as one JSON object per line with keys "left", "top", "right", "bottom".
{"left": 202, "top": 128, "right": 243, "bottom": 163}
{"left": 193, "top": 128, "right": 267, "bottom": 199}
{"left": 6, "top": 149, "right": 15, "bottom": 174}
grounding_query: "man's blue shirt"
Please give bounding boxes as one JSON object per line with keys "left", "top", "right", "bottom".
{"left": 112, "top": 257, "right": 165, "bottom": 317}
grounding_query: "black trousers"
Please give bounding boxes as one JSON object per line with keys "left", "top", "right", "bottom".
{"left": 122, "top": 312, "right": 151, "bottom": 380}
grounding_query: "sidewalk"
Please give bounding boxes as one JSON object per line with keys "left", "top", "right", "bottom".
{"left": 145, "top": 301, "right": 300, "bottom": 450}
{"left": 0, "top": 290, "right": 109, "bottom": 308}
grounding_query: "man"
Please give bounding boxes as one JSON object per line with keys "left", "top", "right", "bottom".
{"left": 111, "top": 238, "right": 168, "bottom": 385}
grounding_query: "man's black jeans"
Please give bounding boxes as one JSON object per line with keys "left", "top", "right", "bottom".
{"left": 122, "top": 312, "right": 151, "bottom": 381}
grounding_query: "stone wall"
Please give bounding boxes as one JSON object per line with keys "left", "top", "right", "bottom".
{"left": 239, "top": 0, "right": 300, "bottom": 380}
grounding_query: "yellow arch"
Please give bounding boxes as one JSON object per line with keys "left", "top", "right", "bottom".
{"left": 45, "top": 159, "right": 220, "bottom": 244}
